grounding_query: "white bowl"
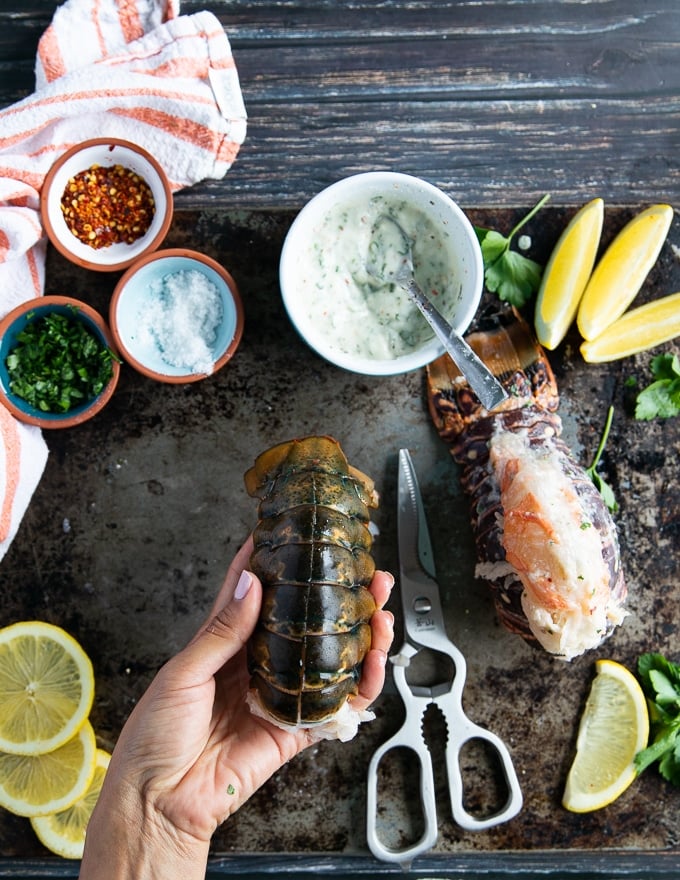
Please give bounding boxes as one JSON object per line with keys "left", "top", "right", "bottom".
{"left": 110, "top": 249, "right": 244, "bottom": 384}
{"left": 41, "top": 138, "right": 173, "bottom": 272}
{"left": 279, "top": 172, "right": 483, "bottom": 376}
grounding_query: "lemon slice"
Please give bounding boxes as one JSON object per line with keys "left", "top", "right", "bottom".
{"left": 0, "top": 620, "right": 95, "bottom": 755}
{"left": 30, "top": 748, "right": 111, "bottom": 859}
{"left": 577, "top": 203, "right": 673, "bottom": 341}
{"left": 0, "top": 720, "right": 97, "bottom": 817}
{"left": 534, "top": 198, "right": 604, "bottom": 350}
{"left": 581, "top": 291, "right": 680, "bottom": 362}
{"left": 563, "top": 659, "right": 649, "bottom": 813}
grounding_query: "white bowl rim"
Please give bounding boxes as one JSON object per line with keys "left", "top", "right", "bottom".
{"left": 279, "top": 171, "right": 483, "bottom": 376}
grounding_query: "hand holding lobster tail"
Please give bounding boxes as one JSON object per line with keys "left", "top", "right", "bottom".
{"left": 244, "top": 435, "right": 386, "bottom": 740}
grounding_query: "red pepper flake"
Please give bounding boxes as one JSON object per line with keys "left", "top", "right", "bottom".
{"left": 60, "top": 163, "right": 156, "bottom": 249}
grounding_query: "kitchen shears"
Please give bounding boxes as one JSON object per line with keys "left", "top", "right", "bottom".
{"left": 366, "top": 448, "right": 523, "bottom": 865}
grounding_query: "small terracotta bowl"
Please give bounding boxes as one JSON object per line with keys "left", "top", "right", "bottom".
{"left": 0, "top": 296, "right": 121, "bottom": 429}
{"left": 40, "top": 138, "right": 173, "bottom": 272}
{"left": 110, "top": 249, "right": 244, "bottom": 384}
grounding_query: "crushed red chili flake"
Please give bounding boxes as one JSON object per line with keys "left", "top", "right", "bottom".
{"left": 60, "top": 163, "right": 156, "bottom": 249}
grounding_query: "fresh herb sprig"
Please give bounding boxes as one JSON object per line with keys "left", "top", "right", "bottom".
{"left": 585, "top": 405, "right": 618, "bottom": 512}
{"left": 632, "top": 353, "right": 680, "bottom": 420}
{"left": 475, "top": 194, "right": 550, "bottom": 308}
{"left": 6, "top": 309, "right": 115, "bottom": 413}
{"left": 634, "top": 652, "right": 680, "bottom": 787}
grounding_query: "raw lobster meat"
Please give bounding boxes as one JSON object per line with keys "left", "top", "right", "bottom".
{"left": 427, "top": 308, "right": 627, "bottom": 660}
{"left": 244, "top": 435, "right": 378, "bottom": 736}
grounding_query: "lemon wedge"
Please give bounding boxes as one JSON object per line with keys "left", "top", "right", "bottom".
{"left": 0, "top": 620, "right": 95, "bottom": 755}
{"left": 534, "top": 198, "right": 604, "bottom": 350}
{"left": 30, "top": 748, "right": 110, "bottom": 859}
{"left": 563, "top": 659, "right": 649, "bottom": 813}
{"left": 581, "top": 291, "right": 680, "bottom": 362}
{"left": 0, "top": 720, "right": 97, "bottom": 817}
{"left": 577, "top": 203, "right": 673, "bottom": 341}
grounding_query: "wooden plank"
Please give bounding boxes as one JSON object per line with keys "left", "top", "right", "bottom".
{"left": 223, "top": 9, "right": 680, "bottom": 103}
{"left": 1, "top": 1, "right": 679, "bottom": 208}
{"left": 5, "top": 1, "right": 679, "bottom": 101}
{"left": 177, "top": 95, "right": 680, "bottom": 208}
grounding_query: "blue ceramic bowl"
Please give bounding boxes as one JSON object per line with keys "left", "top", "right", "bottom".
{"left": 110, "top": 249, "right": 244, "bottom": 383}
{"left": 0, "top": 296, "right": 120, "bottom": 428}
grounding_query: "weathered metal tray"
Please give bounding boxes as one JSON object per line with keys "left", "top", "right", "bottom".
{"left": 1, "top": 207, "right": 678, "bottom": 878}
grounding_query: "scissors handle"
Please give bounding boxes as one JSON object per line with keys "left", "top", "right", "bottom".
{"left": 366, "top": 662, "right": 438, "bottom": 866}
{"left": 444, "top": 713, "right": 523, "bottom": 831}
{"left": 366, "top": 720, "right": 438, "bottom": 865}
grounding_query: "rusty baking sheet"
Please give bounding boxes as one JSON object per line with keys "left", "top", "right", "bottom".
{"left": 1, "top": 207, "right": 678, "bottom": 877}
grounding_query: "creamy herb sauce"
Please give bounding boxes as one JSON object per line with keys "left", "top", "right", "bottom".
{"left": 298, "top": 195, "right": 462, "bottom": 359}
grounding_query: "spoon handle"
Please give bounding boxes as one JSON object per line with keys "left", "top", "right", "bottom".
{"left": 405, "top": 280, "right": 508, "bottom": 411}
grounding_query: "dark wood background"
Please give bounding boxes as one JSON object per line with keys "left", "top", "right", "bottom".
{"left": 2, "top": 0, "right": 679, "bottom": 210}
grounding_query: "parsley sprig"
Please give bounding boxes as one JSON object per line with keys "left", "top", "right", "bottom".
{"left": 633, "top": 353, "right": 680, "bottom": 420}
{"left": 475, "top": 194, "right": 550, "bottom": 307}
{"left": 6, "top": 309, "right": 115, "bottom": 413}
{"left": 634, "top": 652, "right": 680, "bottom": 788}
{"left": 585, "top": 405, "right": 618, "bottom": 512}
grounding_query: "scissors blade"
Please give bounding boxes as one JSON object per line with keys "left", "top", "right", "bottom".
{"left": 397, "top": 449, "right": 451, "bottom": 649}
{"left": 398, "top": 448, "right": 436, "bottom": 579}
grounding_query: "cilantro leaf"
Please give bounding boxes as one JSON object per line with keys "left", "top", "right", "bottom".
{"left": 585, "top": 405, "right": 618, "bottom": 512}
{"left": 634, "top": 652, "right": 680, "bottom": 787}
{"left": 652, "top": 352, "right": 680, "bottom": 381}
{"left": 634, "top": 353, "right": 680, "bottom": 420}
{"left": 475, "top": 194, "right": 550, "bottom": 308}
{"left": 6, "top": 310, "right": 115, "bottom": 414}
{"left": 484, "top": 249, "right": 544, "bottom": 307}
{"left": 649, "top": 669, "right": 680, "bottom": 708}
{"left": 476, "top": 229, "right": 508, "bottom": 265}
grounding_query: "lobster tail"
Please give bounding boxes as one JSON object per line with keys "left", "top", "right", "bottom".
{"left": 245, "top": 436, "right": 378, "bottom": 729}
{"left": 427, "top": 310, "right": 627, "bottom": 660}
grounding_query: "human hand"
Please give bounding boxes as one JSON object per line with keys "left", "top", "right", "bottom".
{"left": 80, "top": 536, "right": 394, "bottom": 879}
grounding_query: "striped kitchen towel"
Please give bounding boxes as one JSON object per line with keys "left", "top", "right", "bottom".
{"left": 0, "top": 0, "right": 247, "bottom": 562}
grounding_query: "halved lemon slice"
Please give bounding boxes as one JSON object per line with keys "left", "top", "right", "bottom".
{"left": 31, "top": 748, "right": 111, "bottom": 859}
{"left": 581, "top": 291, "right": 680, "bottom": 362}
{"left": 0, "top": 720, "right": 97, "bottom": 817}
{"left": 577, "top": 203, "right": 673, "bottom": 341}
{"left": 0, "top": 620, "right": 95, "bottom": 755}
{"left": 563, "top": 659, "right": 649, "bottom": 813}
{"left": 534, "top": 197, "right": 604, "bottom": 350}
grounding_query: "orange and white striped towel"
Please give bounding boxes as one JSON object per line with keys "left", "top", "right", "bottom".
{"left": 0, "top": 406, "right": 49, "bottom": 562}
{"left": 0, "top": 0, "right": 247, "bottom": 562}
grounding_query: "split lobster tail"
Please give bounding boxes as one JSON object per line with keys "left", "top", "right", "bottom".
{"left": 244, "top": 435, "right": 379, "bottom": 740}
{"left": 427, "top": 308, "right": 627, "bottom": 661}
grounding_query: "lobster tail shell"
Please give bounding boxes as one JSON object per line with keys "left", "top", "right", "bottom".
{"left": 427, "top": 307, "right": 559, "bottom": 442}
{"left": 245, "top": 436, "right": 378, "bottom": 728}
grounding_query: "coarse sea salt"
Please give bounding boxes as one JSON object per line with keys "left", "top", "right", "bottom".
{"left": 138, "top": 269, "right": 224, "bottom": 374}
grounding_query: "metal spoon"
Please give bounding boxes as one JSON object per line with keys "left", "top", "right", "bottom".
{"left": 366, "top": 215, "right": 508, "bottom": 411}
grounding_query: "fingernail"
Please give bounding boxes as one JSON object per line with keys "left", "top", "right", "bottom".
{"left": 234, "top": 570, "right": 253, "bottom": 600}
{"left": 384, "top": 610, "right": 395, "bottom": 627}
